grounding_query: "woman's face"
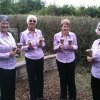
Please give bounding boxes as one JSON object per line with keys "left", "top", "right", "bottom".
{"left": 27, "top": 18, "right": 37, "bottom": 30}
{"left": 61, "top": 24, "right": 70, "bottom": 33}
{"left": 0, "top": 21, "right": 9, "bottom": 33}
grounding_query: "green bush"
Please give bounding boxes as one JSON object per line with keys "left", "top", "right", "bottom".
{"left": 8, "top": 15, "right": 100, "bottom": 66}
{"left": 69, "top": 16, "right": 99, "bottom": 65}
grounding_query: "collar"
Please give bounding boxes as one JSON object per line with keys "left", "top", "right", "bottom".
{"left": 26, "top": 28, "right": 37, "bottom": 34}
{"left": 98, "top": 39, "right": 100, "bottom": 45}
{"left": 0, "top": 32, "right": 9, "bottom": 37}
{"left": 59, "top": 31, "right": 70, "bottom": 37}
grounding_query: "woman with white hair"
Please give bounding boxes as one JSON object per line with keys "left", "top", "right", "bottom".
{"left": 0, "top": 15, "right": 17, "bottom": 100}
{"left": 20, "top": 15, "right": 45, "bottom": 100}
{"left": 87, "top": 22, "right": 100, "bottom": 100}
{"left": 53, "top": 18, "right": 78, "bottom": 100}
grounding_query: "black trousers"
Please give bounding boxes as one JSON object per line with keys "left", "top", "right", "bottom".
{"left": 0, "top": 68, "right": 16, "bottom": 100}
{"left": 25, "top": 57, "right": 44, "bottom": 100}
{"left": 56, "top": 60, "right": 76, "bottom": 100}
{"left": 91, "top": 75, "right": 100, "bottom": 100}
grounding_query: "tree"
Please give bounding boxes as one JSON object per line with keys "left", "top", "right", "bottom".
{"left": 86, "top": 6, "right": 99, "bottom": 17}
{"left": 60, "top": 5, "right": 76, "bottom": 16}
{"left": 13, "top": 0, "right": 45, "bottom": 14}
{"left": 0, "top": 0, "right": 12, "bottom": 14}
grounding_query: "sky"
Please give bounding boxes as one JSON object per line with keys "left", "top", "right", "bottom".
{"left": 42, "top": 0, "right": 100, "bottom": 7}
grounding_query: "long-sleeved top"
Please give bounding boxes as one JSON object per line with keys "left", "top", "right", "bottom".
{"left": 20, "top": 29, "right": 45, "bottom": 60}
{"left": 91, "top": 39, "right": 100, "bottom": 79}
{"left": 0, "top": 32, "right": 16, "bottom": 69}
{"left": 53, "top": 31, "right": 78, "bottom": 63}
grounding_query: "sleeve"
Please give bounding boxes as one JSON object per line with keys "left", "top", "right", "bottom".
{"left": 92, "top": 40, "right": 100, "bottom": 62}
{"left": 91, "top": 40, "right": 96, "bottom": 52}
{"left": 20, "top": 33, "right": 29, "bottom": 51}
{"left": 0, "top": 52, "right": 10, "bottom": 58}
{"left": 72, "top": 33, "right": 78, "bottom": 50}
{"left": 39, "top": 30, "right": 45, "bottom": 48}
{"left": 0, "top": 33, "right": 15, "bottom": 59}
{"left": 10, "top": 33, "right": 17, "bottom": 48}
{"left": 53, "top": 34, "right": 60, "bottom": 52}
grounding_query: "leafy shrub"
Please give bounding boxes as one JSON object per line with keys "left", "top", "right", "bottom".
{"left": 8, "top": 15, "right": 100, "bottom": 66}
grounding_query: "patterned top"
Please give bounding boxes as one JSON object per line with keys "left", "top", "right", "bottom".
{"left": 53, "top": 31, "right": 78, "bottom": 63}
{"left": 20, "top": 29, "right": 45, "bottom": 60}
{"left": 0, "top": 32, "right": 16, "bottom": 69}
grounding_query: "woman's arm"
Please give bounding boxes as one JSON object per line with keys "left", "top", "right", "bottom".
{"left": 20, "top": 33, "right": 29, "bottom": 51}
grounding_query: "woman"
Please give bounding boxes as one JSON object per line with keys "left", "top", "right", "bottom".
{"left": 53, "top": 18, "right": 78, "bottom": 100}
{"left": 20, "top": 15, "right": 45, "bottom": 100}
{"left": 0, "top": 15, "right": 17, "bottom": 100}
{"left": 87, "top": 22, "right": 100, "bottom": 100}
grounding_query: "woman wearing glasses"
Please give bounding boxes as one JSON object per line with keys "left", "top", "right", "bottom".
{"left": 0, "top": 15, "right": 17, "bottom": 100}
{"left": 20, "top": 15, "right": 45, "bottom": 100}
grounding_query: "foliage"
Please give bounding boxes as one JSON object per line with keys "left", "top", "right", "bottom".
{"left": 0, "top": 0, "right": 45, "bottom": 14}
{"left": 60, "top": 5, "right": 76, "bottom": 16}
{"left": 35, "top": 5, "right": 100, "bottom": 18}
{"left": 70, "top": 16, "right": 99, "bottom": 65}
{"left": 38, "top": 5, "right": 61, "bottom": 16}
{"left": 0, "top": 0, "right": 12, "bottom": 14}
{"left": 1, "top": 0, "right": 100, "bottom": 18}
{"left": 14, "top": 0, "right": 44, "bottom": 14}
{"left": 8, "top": 15, "right": 100, "bottom": 66}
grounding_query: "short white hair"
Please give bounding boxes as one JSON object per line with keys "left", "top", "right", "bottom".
{"left": 26, "top": 15, "right": 37, "bottom": 24}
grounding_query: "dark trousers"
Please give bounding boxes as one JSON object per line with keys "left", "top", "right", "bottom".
{"left": 25, "top": 57, "right": 44, "bottom": 100}
{"left": 91, "top": 75, "right": 100, "bottom": 100}
{"left": 56, "top": 60, "right": 76, "bottom": 100}
{"left": 0, "top": 68, "right": 16, "bottom": 100}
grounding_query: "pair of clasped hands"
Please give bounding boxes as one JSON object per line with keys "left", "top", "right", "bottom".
{"left": 28, "top": 37, "right": 44, "bottom": 50}
{"left": 10, "top": 43, "right": 22, "bottom": 57}
{"left": 59, "top": 38, "right": 73, "bottom": 51}
{"left": 86, "top": 49, "right": 93, "bottom": 62}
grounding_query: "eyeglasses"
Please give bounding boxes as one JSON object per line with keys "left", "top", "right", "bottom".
{"left": 29, "top": 20, "right": 36, "bottom": 23}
